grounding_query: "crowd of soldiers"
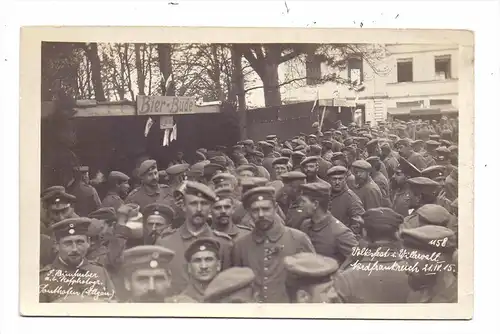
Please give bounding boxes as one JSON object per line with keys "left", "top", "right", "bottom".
{"left": 39, "top": 115, "right": 459, "bottom": 304}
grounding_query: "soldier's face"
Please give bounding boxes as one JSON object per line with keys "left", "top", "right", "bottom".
{"left": 302, "top": 162, "right": 318, "bottom": 178}
{"left": 145, "top": 215, "right": 168, "bottom": 236}
{"left": 143, "top": 168, "right": 159, "bottom": 186}
{"left": 82, "top": 172, "right": 90, "bottom": 184}
{"left": 212, "top": 198, "right": 234, "bottom": 225}
{"left": 187, "top": 250, "right": 221, "bottom": 283}
{"left": 57, "top": 235, "right": 90, "bottom": 266}
{"left": 298, "top": 195, "right": 317, "bottom": 217}
{"left": 239, "top": 170, "right": 255, "bottom": 178}
{"left": 307, "top": 138, "right": 317, "bottom": 145}
{"left": 352, "top": 167, "right": 369, "bottom": 186}
{"left": 398, "top": 145, "right": 411, "bottom": 158}
{"left": 48, "top": 206, "right": 74, "bottom": 223}
{"left": 274, "top": 164, "right": 288, "bottom": 178}
{"left": 184, "top": 194, "right": 211, "bottom": 226}
{"left": 119, "top": 181, "right": 131, "bottom": 196}
{"left": 329, "top": 174, "right": 346, "bottom": 192}
{"left": 408, "top": 188, "right": 421, "bottom": 209}
{"left": 393, "top": 171, "right": 406, "bottom": 186}
{"left": 249, "top": 199, "right": 276, "bottom": 231}
{"left": 126, "top": 268, "right": 171, "bottom": 302}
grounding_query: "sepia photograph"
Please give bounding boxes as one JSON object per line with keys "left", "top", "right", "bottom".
{"left": 19, "top": 26, "right": 474, "bottom": 318}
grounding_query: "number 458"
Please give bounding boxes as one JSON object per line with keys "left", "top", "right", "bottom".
{"left": 429, "top": 237, "right": 448, "bottom": 247}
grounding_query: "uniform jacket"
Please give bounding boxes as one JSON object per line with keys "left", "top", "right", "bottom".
{"left": 262, "top": 155, "right": 275, "bottom": 178}
{"left": 333, "top": 241, "right": 412, "bottom": 303}
{"left": 422, "top": 152, "right": 437, "bottom": 168}
{"left": 125, "top": 184, "right": 174, "bottom": 212}
{"left": 155, "top": 223, "right": 233, "bottom": 296}
{"left": 67, "top": 181, "right": 102, "bottom": 217}
{"left": 353, "top": 177, "right": 383, "bottom": 210}
{"left": 328, "top": 185, "right": 365, "bottom": 234}
{"left": 407, "top": 272, "right": 457, "bottom": 303}
{"left": 213, "top": 221, "right": 252, "bottom": 241}
{"left": 372, "top": 171, "right": 392, "bottom": 207}
{"left": 231, "top": 221, "right": 315, "bottom": 303}
{"left": 299, "top": 212, "right": 358, "bottom": 264}
{"left": 180, "top": 281, "right": 206, "bottom": 302}
{"left": 383, "top": 153, "right": 399, "bottom": 179}
{"left": 101, "top": 191, "right": 124, "bottom": 211}
{"left": 317, "top": 157, "right": 333, "bottom": 180}
{"left": 39, "top": 257, "right": 116, "bottom": 303}
{"left": 407, "top": 151, "right": 427, "bottom": 170}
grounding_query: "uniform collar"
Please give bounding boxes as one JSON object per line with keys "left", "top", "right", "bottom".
{"left": 142, "top": 184, "right": 160, "bottom": 196}
{"left": 54, "top": 256, "right": 87, "bottom": 269}
{"left": 252, "top": 220, "right": 285, "bottom": 244}
{"left": 180, "top": 223, "right": 211, "bottom": 240}
{"left": 330, "top": 184, "right": 348, "bottom": 197}
{"left": 213, "top": 221, "right": 238, "bottom": 236}
{"left": 310, "top": 212, "right": 331, "bottom": 231}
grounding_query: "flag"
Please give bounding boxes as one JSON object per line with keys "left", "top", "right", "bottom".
{"left": 162, "top": 128, "right": 170, "bottom": 146}
{"left": 170, "top": 122, "right": 177, "bottom": 142}
{"left": 144, "top": 117, "right": 154, "bottom": 137}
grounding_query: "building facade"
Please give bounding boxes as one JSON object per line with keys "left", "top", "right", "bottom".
{"left": 250, "top": 44, "right": 460, "bottom": 124}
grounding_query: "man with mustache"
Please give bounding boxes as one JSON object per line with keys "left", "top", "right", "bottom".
{"left": 400, "top": 225, "right": 457, "bottom": 302}
{"left": 211, "top": 189, "right": 252, "bottom": 240}
{"left": 164, "top": 163, "right": 190, "bottom": 196}
{"left": 142, "top": 203, "right": 175, "bottom": 245}
{"left": 121, "top": 245, "right": 178, "bottom": 303}
{"left": 39, "top": 218, "right": 116, "bottom": 303}
{"left": 231, "top": 186, "right": 315, "bottom": 303}
{"left": 168, "top": 238, "right": 222, "bottom": 302}
{"left": 300, "top": 156, "right": 330, "bottom": 186}
{"left": 155, "top": 181, "right": 233, "bottom": 296}
{"left": 351, "top": 160, "right": 383, "bottom": 210}
{"left": 102, "top": 171, "right": 131, "bottom": 211}
{"left": 125, "top": 160, "right": 174, "bottom": 212}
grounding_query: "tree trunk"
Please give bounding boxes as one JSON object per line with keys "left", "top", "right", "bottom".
{"left": 147, "top": 45, "right": 153, "bottom": 95}
{"left": 135, "top": 43, "right": 145, "bottom": 95}
{"left": 230, "top": 46, "right": 246, "bottom": 111}
{"left": 211, "top": 45, "right": 224, "bottom": 101}
{"left": 261, "top": 61, "right": 281, "bottom": 107}
{"left": 158, "top": 43, "right": 175, "bottom": 96}
{"left": 123, "top": 44, "right": 135, "bottom": 101}
{"left": 85, "top": 43, "right": 106, "bottom": 101}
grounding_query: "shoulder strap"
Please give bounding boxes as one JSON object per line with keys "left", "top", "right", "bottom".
{"left": 213, "top": 229, "right": 232, "bottom": 241}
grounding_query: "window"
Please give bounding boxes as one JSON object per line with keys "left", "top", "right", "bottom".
{"left": 348, "top": 56, "right": 364, "bottom": 84}
{"left": 397, "top": 58, "right": 413, "bottom": 82}
{"left": 396, "top": 100, "right": 424, "bottom": 108}
{"left": 430, "top": 99, "right": 452, "bottom": 106}
{"left": 435, "top": 55, "right": 451, "bottom": 80}
{"left": 306, "top": 54, "right": 322, "bottom": 85}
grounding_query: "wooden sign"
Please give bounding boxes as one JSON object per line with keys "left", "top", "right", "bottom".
{"left": 137, "top": 95, "right": 199, "bottom": 115}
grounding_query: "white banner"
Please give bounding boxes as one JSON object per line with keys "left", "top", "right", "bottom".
{"left": 160, "top": 116, "right": 174, "bottom": 129}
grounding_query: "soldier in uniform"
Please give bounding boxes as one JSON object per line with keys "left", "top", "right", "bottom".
{"left": 423, "top": 140, "right": 440, "bottom": 165}
{"left": 400, "top": 225, "right": 457, "bottom": 302}
{"left": 67, "top": 166, "right": 102, "bottom": 217}
{"left": 395, "top": 138, "right": 427, "bottom": 170}
{"left": 391, "top": 157, "right": 422, "bottom": 217}
{"left": 211, "top": 189, "right": 252, "bottom": 240}
{"left": 170, "top": 238, "right": 222, "bottom": 302}
{"left": 277, "top": 171, "right": 308, "bottom": 229}
{"left": 333, "top": 208, "right": 412, "bottom": 303}
{"left": 125, "top": 159, "right": 174, "bottom": 211}
{"left": 119, "top": 245, "right": 177, "bottom": 302}
{"left": 155, "top": 181, "right": 233, "bottom": 296}
{"left": 231, "top": 186, "right": 315, "bottom": 303}
{"left": 203, "top": 267, "right": 257, "bottom": 303}
{"left": 164, "top": 163, "right": 190, "bottom": 196}
{"left": 284, "top": 252, "right": 341, "bottom": 303}
{"left": 102, "top": 171, "right": 130, "bottom": 211}
{"left": 300, "top": 156, "right": 330, "bottom": 186}
{"left": 351, "top": 160, "right": 383, "bottom": 210}
{"left": 309, "top": 145, "right": 332, "bottom": 180}
{"left": 326, "top": 166, "right": 365, "bottom": 237}
{"left": 366, "top": 156, "right": 392, "bottom": 207}
{"left": 298, "top": 182, "right": 358, "bottom": 265}
{"left": 39, "top": 217, "right": 116, "bottom": 303}
{"left": 87, "top": 207, "right": 129, "bottom": 272}
{"left": 396, "top": 176, "right": 441, "bottom": 233}
{"left": 291, "top": 151, "right": 306, "bottom": 172}
{"left": 365, "top": 139, "right": 389, "bottom": 180}
{"left": 380, "top": 140, "right": 399, "bottom": 180}
{"left": 142, "top": 203, "right": 175, "bottom": 245}
{"left": 259, "top": 141, "right": 276, "bottom": 177}
{"left": 268, "top": 157, "right": 289, "bottom": 194}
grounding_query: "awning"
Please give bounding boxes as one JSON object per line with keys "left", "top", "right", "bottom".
{"left": 388, "top": 105, "right": 458, "bottom": 116}
{"left": 387, "top": 107, "right": 411, "bottom": 115}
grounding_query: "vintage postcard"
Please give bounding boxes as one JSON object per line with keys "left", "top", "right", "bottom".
{"left": 19, "top": 26, "right": 473, "bottom": 319}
